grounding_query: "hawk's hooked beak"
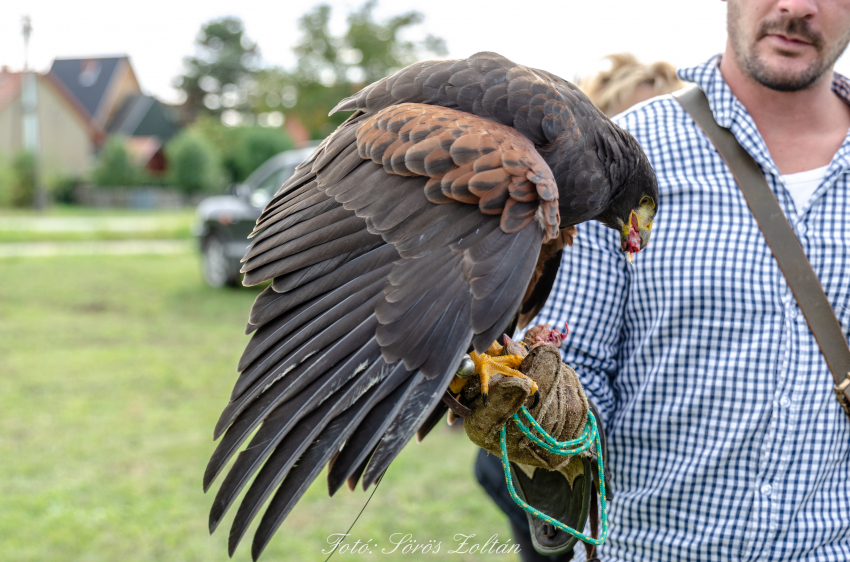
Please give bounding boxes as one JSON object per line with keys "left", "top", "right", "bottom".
{"left": 621, "top": 205, "right": 654, "bottom": 263}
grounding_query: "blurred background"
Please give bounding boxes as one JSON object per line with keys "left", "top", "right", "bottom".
{"left": 1, "top": 1, "right": 838, "bottom": 561}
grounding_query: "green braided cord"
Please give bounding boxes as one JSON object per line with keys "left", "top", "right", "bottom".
{"left": 514, "top": 407, "right": 593, "bottom": 451}
{"left": 499, "top": 408, "right": 608, "bottom": 546}
{"left": 517, "top": 406, "right": 592, "bottom": 447}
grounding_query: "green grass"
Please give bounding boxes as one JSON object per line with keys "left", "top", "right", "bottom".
{"left": 0, "top": 253, "right": 517, "bottom": 562}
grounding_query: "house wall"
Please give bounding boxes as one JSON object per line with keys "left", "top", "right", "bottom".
{"left": 0, "top": 79, "right": 94, "bottom": 179}
{"left": 0, "top": 96, "right": 23, "bottom": 157}
{"left": 37, "top": 78, "right": 94, "bottom": 179}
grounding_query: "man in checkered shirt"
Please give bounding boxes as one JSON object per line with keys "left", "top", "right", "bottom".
{"left": 480, "top": 1, "right": 850, "bottom": 561}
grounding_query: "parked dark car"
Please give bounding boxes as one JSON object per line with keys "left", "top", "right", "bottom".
{"left": 194, "top": 143, "right": 320, "bottom": 287}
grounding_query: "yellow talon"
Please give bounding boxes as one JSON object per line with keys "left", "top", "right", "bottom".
{"left": 485, "top": 341, "right": 504, "bottom": 356}
{"left": 469, "top": 350, "right": 538, "bottom": 406}
{"left": 446, "top": 342, "right": 540, "bottom": 406}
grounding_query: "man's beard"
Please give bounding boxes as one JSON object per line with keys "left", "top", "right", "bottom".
{"left": 728, "top": 2, "right": 850, "bottom": 92}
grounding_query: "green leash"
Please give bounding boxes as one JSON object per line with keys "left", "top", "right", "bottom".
{"left": 499, "top": 407, "right": 608, "bottom": 546}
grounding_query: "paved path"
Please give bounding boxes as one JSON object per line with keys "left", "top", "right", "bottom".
{"left": 0, "top": 240, "right": 192, "bottom": 258}
{"left": 0, "top": 216, "right": 189, "bottom": 232}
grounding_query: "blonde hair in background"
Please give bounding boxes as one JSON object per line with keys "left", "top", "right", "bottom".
{"left": 580, "top": 53, "right": 683, "bottom": 117}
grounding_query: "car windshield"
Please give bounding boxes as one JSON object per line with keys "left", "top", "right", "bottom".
{"left": 249, "top": 164, "right": 295, "bottom": 208}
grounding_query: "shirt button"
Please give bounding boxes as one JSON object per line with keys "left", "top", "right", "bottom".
{"left": 769, "top": 522, "right": 778, "bottom": 531}
{"left": 780, "top": 396, "right": 791, "bottom": 408}
{"left": 761, "top": 483, "right": 773, "bottom": 496}
{"left": 788, "top": 307, "right": 798, "bottom": 319}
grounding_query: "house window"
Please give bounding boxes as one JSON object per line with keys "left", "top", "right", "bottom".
{"left": 79, "top": 60, "right": 101, "bottom": 87}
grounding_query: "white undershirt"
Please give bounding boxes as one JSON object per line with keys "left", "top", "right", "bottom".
{"left": 781, "top": 164, "right": 829, "bottom": 211}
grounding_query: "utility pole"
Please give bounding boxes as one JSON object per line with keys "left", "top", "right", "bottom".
{"left": 22, "top": 16, "right": 31, "bottom": 70}
{"left": 21, "top": 16, "right": 45, "bottom": 209}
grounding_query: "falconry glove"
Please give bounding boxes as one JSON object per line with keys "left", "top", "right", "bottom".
{"left": 459, "top": 342, "right": 611, "bottom": 558}
{"left": 462, "top": 345, "right": 590, "bottom": 470}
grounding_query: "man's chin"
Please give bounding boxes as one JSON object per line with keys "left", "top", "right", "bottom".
{"left": 744, "top": 53, "right": 826, "bottom": 91}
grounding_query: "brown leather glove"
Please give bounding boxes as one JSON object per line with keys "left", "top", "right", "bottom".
{"left": 461, "top": 345, "right": 590, "bottom": 471}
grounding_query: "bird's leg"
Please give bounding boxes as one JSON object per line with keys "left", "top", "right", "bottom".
{"left": 499, "top": 335, "right": 540, "bottom": 408}
{"left": 448, "top": 341, "right": 511, "bottom": 394}
{"left": 468, "top": 348, "right": 539, "bottom": 408}
{"left": 449, "top": 355, "right": 476, "bottom": 394}
{"left": 447, "top": 336, "right": 540, "bottom": 407}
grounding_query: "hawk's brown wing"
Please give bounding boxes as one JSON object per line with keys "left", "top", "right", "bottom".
{"left": 332, "top": 51, "right": 629, "bottom": 227}
{"left": 204, "top": 105, "right": 560, "bottom": 559}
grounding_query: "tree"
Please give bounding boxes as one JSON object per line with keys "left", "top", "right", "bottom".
{"left": 344, "top": 0, "right": 447, "bottom": 85}
{"left": 175, "top": 17, "right": 260, "bottom": 122}
{"left": 92, "top": 137, "right": 142, "bottom": 187}
{"left": 186, "top": 116, "right": 294, "bottom": 183}
{"left": 165, "top": 131, "right": 224, "bottom": 195}
{"left": 252, "top": 1, "right": 447, "bottom": 138}
{"left": 173, "top": 4, "right": 446, "bottom": 139}
{"left": 232, "top": 127, "right": 294, "bottom": 182}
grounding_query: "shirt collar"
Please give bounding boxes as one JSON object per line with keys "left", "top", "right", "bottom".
{"left": 677, "top": 55, "right": 850, "bottom": 177}
{"left": 677, "top": 55, "right": 738, "bottom": 129}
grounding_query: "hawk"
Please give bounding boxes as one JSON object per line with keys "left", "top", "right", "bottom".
{"left": 204, "top": 51, "right": 657, "bottom": 559}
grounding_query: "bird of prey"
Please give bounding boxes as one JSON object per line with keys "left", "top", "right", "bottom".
{"left": 203, "top": 51, "right": 657, "bottom": 559}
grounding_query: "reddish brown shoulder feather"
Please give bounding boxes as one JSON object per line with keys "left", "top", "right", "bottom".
{"left": 356, "top": 103, "right": 560, "bottom": 242}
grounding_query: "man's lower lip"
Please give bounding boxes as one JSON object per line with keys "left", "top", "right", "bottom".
{"left": 766, "top": 34, "right": 811, "bottom": 48}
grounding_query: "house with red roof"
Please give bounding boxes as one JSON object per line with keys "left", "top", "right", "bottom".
{"left": 48, "top": 56, "right": 178, "bottom": 175}
{"left": 0, "top": 56, "right": 180, "bottom": 184}
{"left": 0, "top": 66, "right": 101, "bottom": 180}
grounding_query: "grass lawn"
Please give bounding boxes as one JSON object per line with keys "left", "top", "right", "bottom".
{"left": 0, "top": 252, "right": 518, "bottom": 562}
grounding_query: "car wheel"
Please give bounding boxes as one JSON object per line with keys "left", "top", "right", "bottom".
{"left": 202, "top": 235, "right": 241, "bottom": 288}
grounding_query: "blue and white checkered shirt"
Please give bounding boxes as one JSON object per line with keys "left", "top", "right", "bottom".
{"left": 530, "top": 56, "right": 850, "bottom": 561}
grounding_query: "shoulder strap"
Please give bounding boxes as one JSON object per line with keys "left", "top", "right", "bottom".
{"left": 673, "top": 85, "right": 850, "bottom": 419}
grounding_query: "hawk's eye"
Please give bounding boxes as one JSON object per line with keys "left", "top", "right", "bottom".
{"left": 639, "top": 196, "right": 655, "bottom": 209}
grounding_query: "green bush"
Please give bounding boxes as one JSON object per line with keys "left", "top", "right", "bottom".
{"left": 188, "top": 117, "right": 295, "bottom": 183}
{"left": 0, "top": 154, "right": 13, "bottom": 207}
{"left": 185, "top": 116, "right": 236, "bottom": 180}
{"left": 8, "top": 151, "right": 37, "bottom": 207}
{"left": 92, "top": 137, "right": 143, "bottom": 187}
{"left": 232, "top": 127, "right": 294, "bottom": 181}
{"left": 1, "top": 152, "right": 75, "bottom": 208}
{"left": 49, "top": 175, "right": 83, "bottom": 204}
{"left": 165, "top": 131, "right": 224, "bottom": 195}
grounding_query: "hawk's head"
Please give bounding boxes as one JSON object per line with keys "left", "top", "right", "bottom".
{"left": 597, "top": 152, "right": 657, "bottom": 263}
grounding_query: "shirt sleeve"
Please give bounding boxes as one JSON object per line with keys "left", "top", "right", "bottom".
{"left": 523, "top": 219, "right": 630, "bottom": 428}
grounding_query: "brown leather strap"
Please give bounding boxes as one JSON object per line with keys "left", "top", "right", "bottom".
{"left": 673, "top": 85, "right": 850, "bottom": 420}
{"left": 441, "top": 390, "right": 471, "bottom": 418}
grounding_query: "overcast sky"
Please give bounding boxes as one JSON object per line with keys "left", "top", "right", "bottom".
{"left": 3, "top": 0, "right": 850, "bottom": 104}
